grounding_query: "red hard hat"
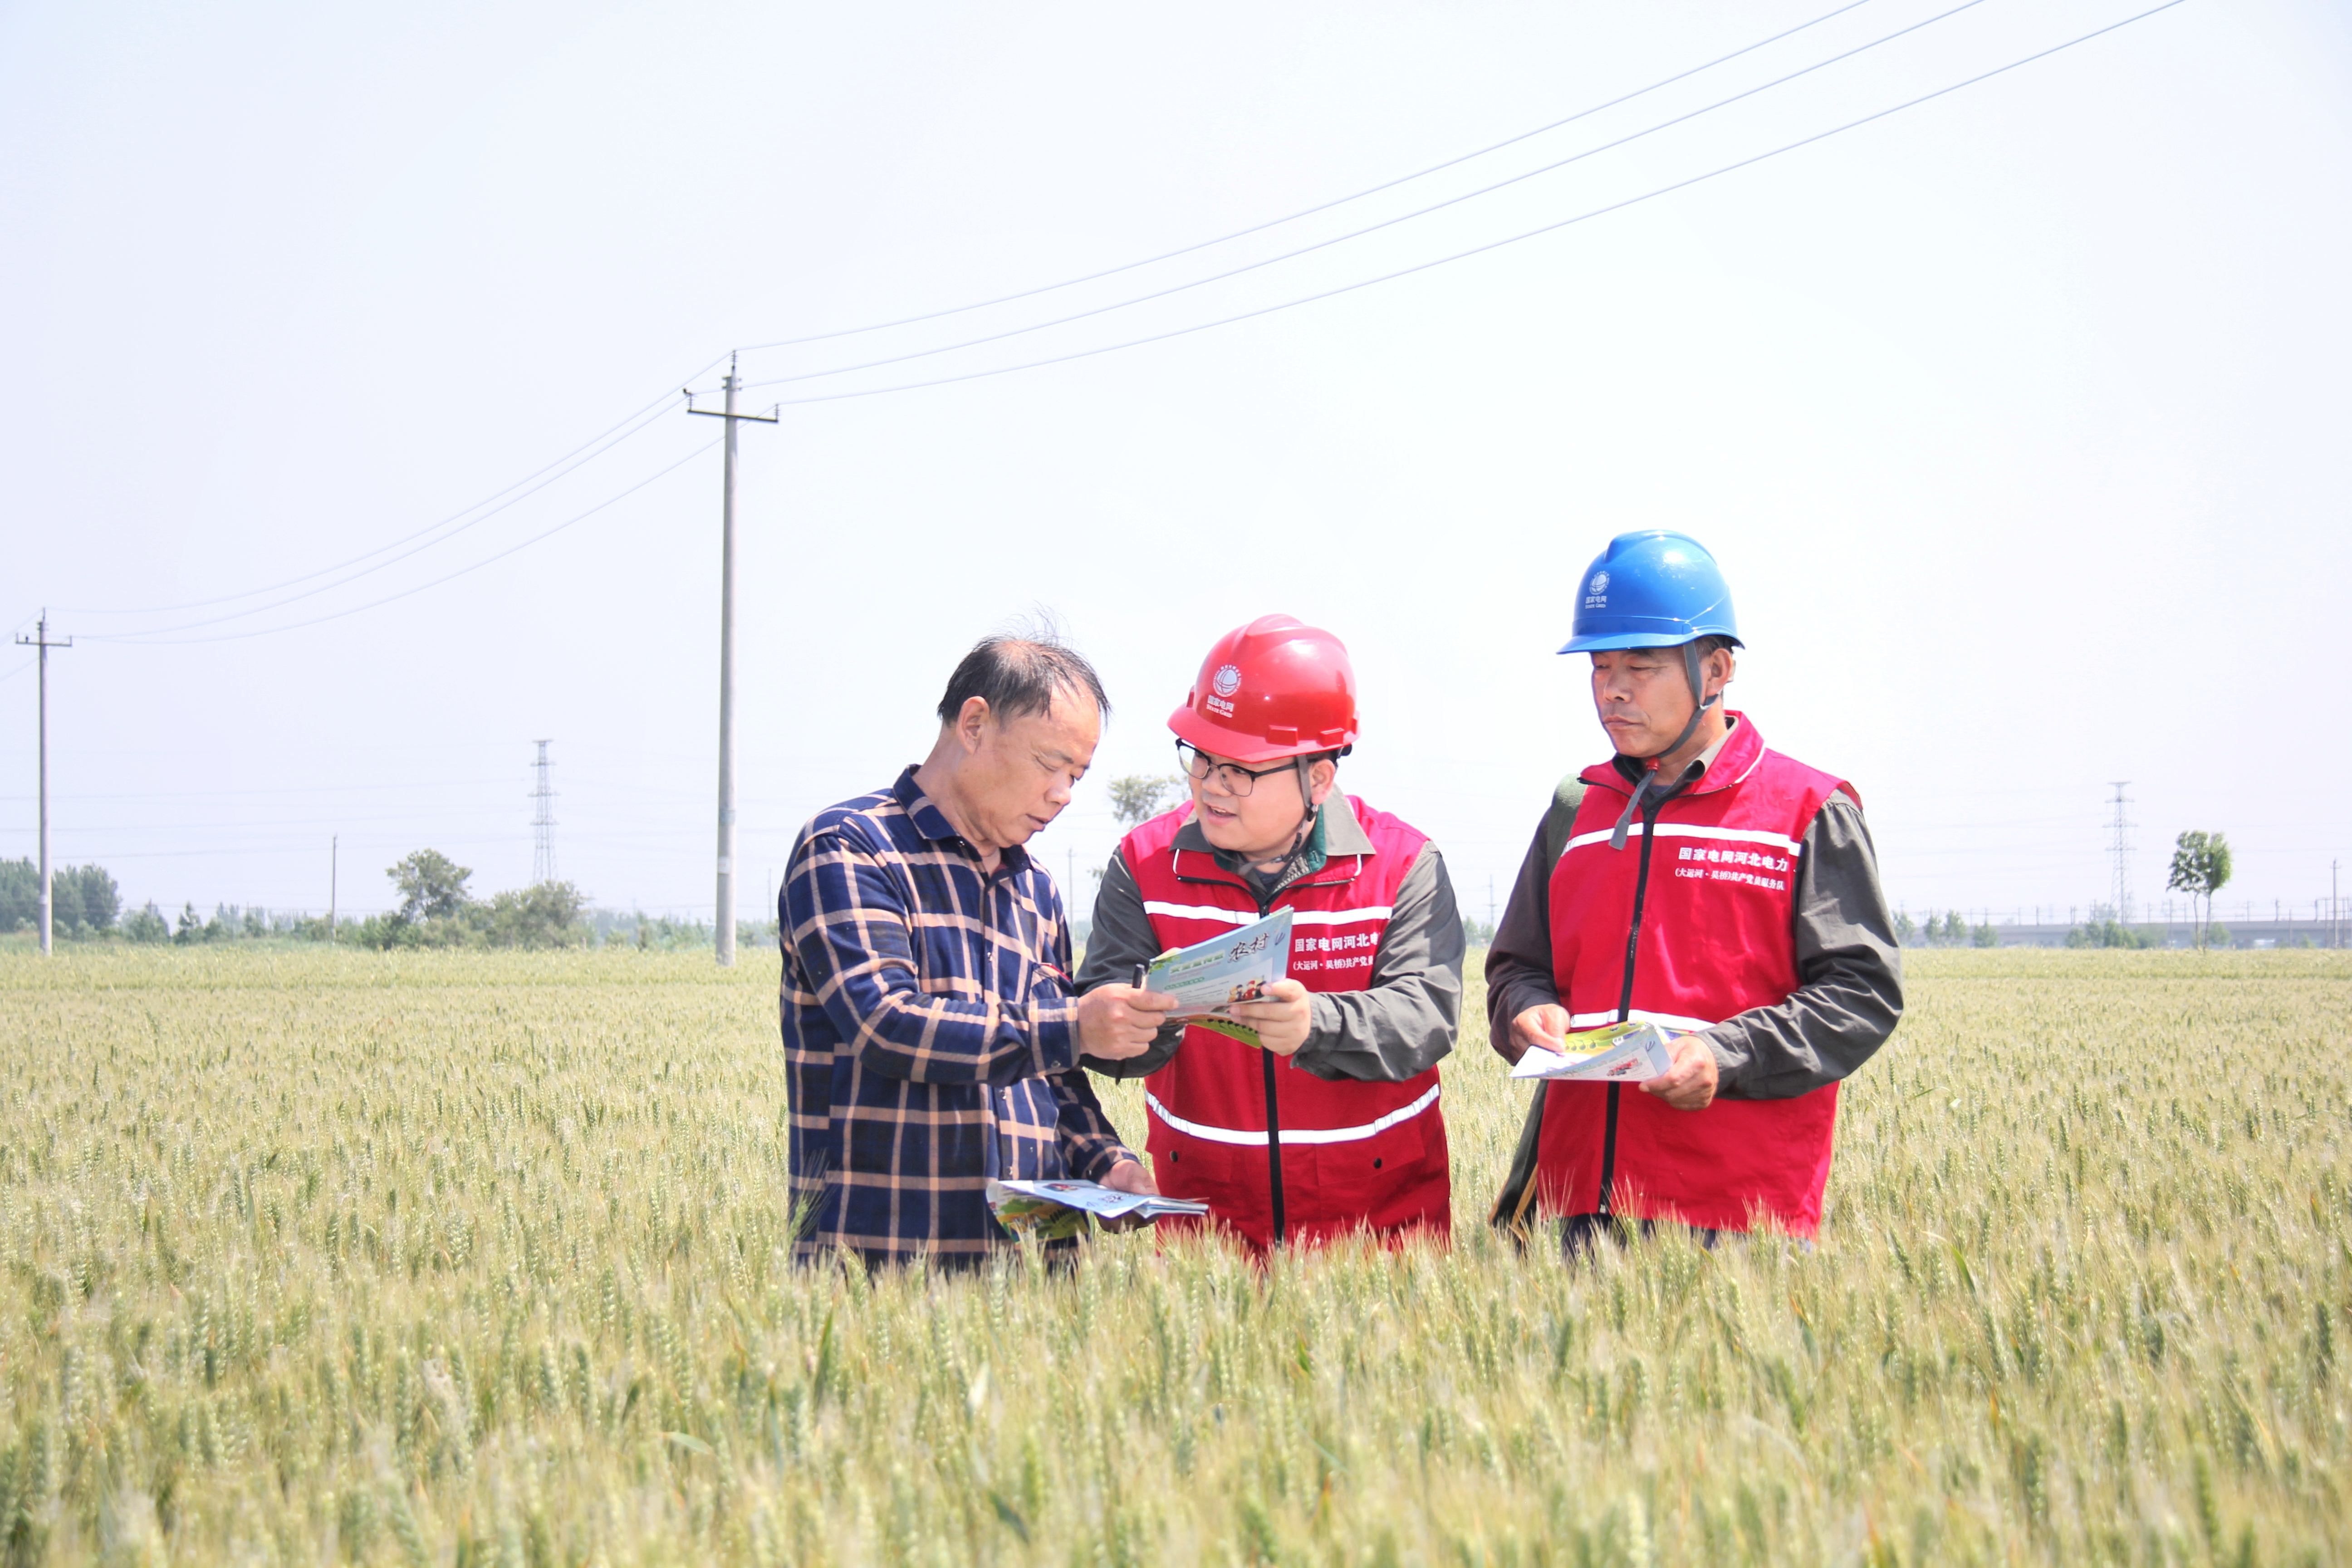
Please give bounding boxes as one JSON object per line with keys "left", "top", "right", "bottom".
{"left": 1168, "top": 615, "right": 1358, "bottom": 763}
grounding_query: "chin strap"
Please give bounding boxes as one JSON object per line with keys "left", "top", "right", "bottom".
{"left": 1608, "top": 641, "right": 1719, "bottom": 852}
{"left": 1255, "top": 753, "right": 1336, "bottom": 889}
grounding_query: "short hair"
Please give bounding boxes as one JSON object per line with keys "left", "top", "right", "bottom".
{"left": 1690, "top": 635, "right": 1738, "bottom": 659}
{"left": 936, "top": 635, "right": 1112, "bottom": 727}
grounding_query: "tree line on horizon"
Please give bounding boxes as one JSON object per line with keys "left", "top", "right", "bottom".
{"left": 0, "top": 824, "right": 2262, "bottom": 955}
{"left": 3, "top": 852, "right": 640, "bottom": 951}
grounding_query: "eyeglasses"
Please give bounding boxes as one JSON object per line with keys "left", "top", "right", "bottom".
{"left": 1176, "top": 741, "right": 1298, "bottom": 798}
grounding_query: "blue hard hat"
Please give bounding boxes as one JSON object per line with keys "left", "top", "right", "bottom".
{"left": 1558, "top": 530, "right": 1742, "bottom": 653}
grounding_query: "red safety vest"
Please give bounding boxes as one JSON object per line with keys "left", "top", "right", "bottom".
{"left": 1121, "top": 797, "right": 1450, "bottom": 1252}
{"left": 1539, "top": 713, "right": 1851, "bottom": 1236}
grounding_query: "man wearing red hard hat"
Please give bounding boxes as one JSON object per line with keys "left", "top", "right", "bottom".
{"left": 1076, "top": 616, "right": 1466, "bottom": 1253}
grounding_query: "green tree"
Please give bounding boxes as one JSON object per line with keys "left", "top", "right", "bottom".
{"left": 1107, "top": 774, "right": 1186, "bottom": 828}
{"left": 1971, "top": 922, "right": 1999, "bottom": 948}
{"left": 122, "top": 902, "right": 170, "bottom": 944}
{"left": 1892, "top": 908, "right": 1917, "bottom": 945}
{"left": 2066, "top": 916, "right": 2150, "bottom": 950}
{"left": 1940, "top": 910, "right": 1968, "bottom": 945}
{"left": 389, "top": 849, "right": 474, "bottom": 924}
{"left": 485, "top": 882, "right": 588, "bottom": 950}
{"left": 46, "top": 866, "right": 83, "bottom": 933}
{"left": 58, "top": 865, "right": 119, "bottom": 933}
{"left": 2165, "top": 831, "right": 2233, "bottom": 951}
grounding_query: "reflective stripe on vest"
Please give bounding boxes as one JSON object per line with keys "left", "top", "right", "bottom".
{"left": 1560, "top": 822, "right": 1803, "bottom": 855}
{"left": 1568, "top": 1008, "right": 1719, "bottom": 1034}
{"left": 1147, "top": 1082, "right": 1441, "bottom": 1147}
{"left": 1142, "top": 901, "right": 1395, "bottom": 926}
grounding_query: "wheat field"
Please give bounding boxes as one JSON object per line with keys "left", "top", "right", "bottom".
{"left": 0, "top": 946, "right": 2344, "bottom": 1565}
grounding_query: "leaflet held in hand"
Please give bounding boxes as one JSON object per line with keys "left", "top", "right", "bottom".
{"left": 1510, "top": 1019, "right": 1677, "bottom": 1083}
{"left": 985, "top": 1179, "right": 1211, "bottom": 1241}
{"left": 1142, "top": 907, "right": 1294, "bottom": 1048}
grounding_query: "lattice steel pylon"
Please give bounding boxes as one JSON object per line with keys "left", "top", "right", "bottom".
{"left": 531, "top": 740, "right": 558, "bottom": 885}
{"left": 2106, "top": 780, "right": 2134, "bottom": 924}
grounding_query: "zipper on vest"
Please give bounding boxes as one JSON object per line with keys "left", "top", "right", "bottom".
{"left": 1248, "top": 882, "right": 1289, "bottom": 1249}
{"left": 1174, "top": 861, "right": 1307, "bottom": 1248}
{"left": 1176, "top": 850, "right": 1388, "bottom": 1248}
{"left": 1597, "top": 784, "right": 1670, "bottom": 1218}
{"left": 1190, "top": 876, "right": 1293, "bottom": 1249}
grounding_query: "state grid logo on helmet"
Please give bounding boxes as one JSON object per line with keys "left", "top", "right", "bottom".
{"left": 1211, "top": 664, "right": 1242, "bottom": 698}
{"left": 1585, "top": 570, "right": 1609, "bottom": 608}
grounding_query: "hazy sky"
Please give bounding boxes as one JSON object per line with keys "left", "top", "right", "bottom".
{"left": 4, "top": 0, "right": 2347, "bottom": 932}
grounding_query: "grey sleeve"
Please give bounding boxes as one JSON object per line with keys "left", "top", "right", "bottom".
{"left": 1290, "top": 845, "right": 1465, "bottom": 1083}
{"left": 1482, "top": 819, "right": 1562, "bottom": 1065}
{"left": 1072, "top": 851, "right": 1188, "bottom": 1078}
{"left": 1705, "top": 794, "right": 1905, "bottom": 1100}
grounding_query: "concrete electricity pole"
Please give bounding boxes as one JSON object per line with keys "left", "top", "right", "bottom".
{"left": 14, "top": 611, "right": 71, "bottom": 956}
{"left": 687, "top": 355, "right": 778, "bottom": 966}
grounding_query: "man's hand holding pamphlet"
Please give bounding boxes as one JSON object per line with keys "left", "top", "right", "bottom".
{"left": 1138, "top": 908, "right": 1295, "bottom": 1049}
{"left": 986, "top": 1179, "right": 1211, "bottom": 1241}
{"left": 1510, "top": 1019, "right": 1677, "bottom": 1083}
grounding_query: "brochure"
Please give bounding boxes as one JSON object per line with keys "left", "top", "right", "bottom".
{"left": 1142, "top": 907, "right": 1294, "bottom": 1048}
{"left": 1509, "top": 1019, "right": 1678, "bottom": 1083}
{"left": 986, "top": 1179, "right": 1211, "bottom": 1241}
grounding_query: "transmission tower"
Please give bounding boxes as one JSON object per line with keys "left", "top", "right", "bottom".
{"left": 2106, "top": 781, "right": 2135, "bottom": 924}
{"left": 531, "top": 740, "right": 557, "bottom": 885}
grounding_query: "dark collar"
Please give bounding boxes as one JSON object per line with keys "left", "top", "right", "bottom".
{"left": 892, "top": 765, "right": 1031, "bottom": 872}
{"left": 1589, "top": 711, "right": 1764, "bottom": 799}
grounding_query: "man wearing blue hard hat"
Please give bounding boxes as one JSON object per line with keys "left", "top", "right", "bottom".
{"left": 1485, "top": 530, "right": 1901, "bottom": 1250}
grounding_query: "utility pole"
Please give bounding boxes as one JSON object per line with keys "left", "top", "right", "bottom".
{"left": 2105, "top": 782, "right": 2135, "bottom": 925}
{"left": 2334, "top": 859, "right": 2341, "bottom": 950}
{"left": 688, "top": 355, "right": 779, "bottom": 966}
{"left": 14, "top": 612, "right": 70, "bottom": 956}
{"left": 530, "top": 740, "right": 558, "bottom": 884}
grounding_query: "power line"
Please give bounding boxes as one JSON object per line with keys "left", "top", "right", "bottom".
{"left": 57, "top": 356, "right": 728, "bottom": 620}
{"left": 65, "top": 399, "right": 689, "bottom": 638}
{"left": 19, "top": 2, "right": 2189, "bottom": 651}
{"left": 750, "top": 0, "right": 2192, "bottom": 409}
{"left": 742, "top": 0, "right": 1994, "bottom": 394}
{"left": 78, "top": 435, "right": 720, "bottom": 645}
{"left": 732, "top": 0, "right": 1885, "bottom": 355}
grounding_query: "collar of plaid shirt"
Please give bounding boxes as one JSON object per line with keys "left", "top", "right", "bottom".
{"left": 894, "top": 765, "right": 1040, "bottom": 872}
{"left": 782, "top": 766, "right": 1134, "bottom": 1267}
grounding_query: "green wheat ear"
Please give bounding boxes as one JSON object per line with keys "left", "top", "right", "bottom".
{"left": 0, "top": 944, "right": 2344, "bottom": 1561}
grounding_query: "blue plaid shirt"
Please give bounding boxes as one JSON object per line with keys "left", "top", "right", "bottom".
{"left": 782, "top": 767, "right": 1136, "bottom": 1265}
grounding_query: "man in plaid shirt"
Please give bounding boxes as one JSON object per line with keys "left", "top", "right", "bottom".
{"left": 782, "top": 635, "right": 1174, "bottom": 1267}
